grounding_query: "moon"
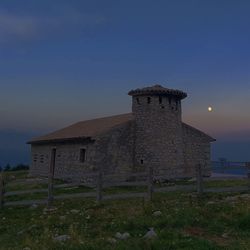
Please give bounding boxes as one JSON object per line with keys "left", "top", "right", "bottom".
{"left": 208, "top": 106, "right": 213, "bottom": 112}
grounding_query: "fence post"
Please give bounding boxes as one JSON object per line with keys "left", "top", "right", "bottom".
{"left": 147, "top": 166, "right": 153, "bottom": 202}
{"left": 0, "top": 171, "right": 4, "bottom": 209}
{"left": 96, "top": 170, "right": 103, "bottom": 204}
{"left": 48, "top": 148, "right": 56, "bottom": 208}
{"left": 196, "top": 164, "right": 203, "bottom": 195}
{"left": 247, "top": 172, "right": 250, "bottom": 191}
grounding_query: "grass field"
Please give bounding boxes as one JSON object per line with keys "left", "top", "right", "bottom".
{"left": 0, "top": 171, "right": 250, "bottom": 250}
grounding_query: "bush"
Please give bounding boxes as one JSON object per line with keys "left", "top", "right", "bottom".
{"left": 11, "top": 164, "right": 29, "bottom": 171}
{"left": 4, "top": 164, "right": 11, "bottom": 172}
{"left": 1, "top": 164, "right": 29, "bottom": 172}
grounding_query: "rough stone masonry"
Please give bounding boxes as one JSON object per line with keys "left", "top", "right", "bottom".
{"left": 28, "top": 84, "right": 215, "bottom": 181}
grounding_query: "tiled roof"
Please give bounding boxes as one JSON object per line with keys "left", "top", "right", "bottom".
{"left": 128, "top": 84, "right": 187, "bottom": 99}
{"left": 28, "top": 112, "right": 215, "bottom": 144}
{"left": 28, "top": 113, "right": 133, "bottom": 144}
{"left": 182, "top": 122, "right": 216, "bottom": 142}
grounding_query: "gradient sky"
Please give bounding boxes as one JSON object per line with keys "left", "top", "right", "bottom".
{"left": 0, "top": 0, "right": 250, "bottom": 165}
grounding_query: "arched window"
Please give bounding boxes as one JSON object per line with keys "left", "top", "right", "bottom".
{"left": 147, "top": 97, "right": 151, "bottom": 104}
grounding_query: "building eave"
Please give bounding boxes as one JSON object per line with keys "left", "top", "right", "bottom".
{"left": 27, "top": 136, "right": 93, "bottom": 145}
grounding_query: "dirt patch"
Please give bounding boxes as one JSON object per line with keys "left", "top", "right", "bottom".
{"left": 183, "top": 227, "right": 231, "bottom": 247}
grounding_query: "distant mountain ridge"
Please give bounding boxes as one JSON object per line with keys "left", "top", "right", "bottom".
{"left": 0, "top": 129, "right": 39, "bottom": 167}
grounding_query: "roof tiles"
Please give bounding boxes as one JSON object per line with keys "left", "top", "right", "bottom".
{"left": 128, "top": 84, "right": 187, "bottom": 99}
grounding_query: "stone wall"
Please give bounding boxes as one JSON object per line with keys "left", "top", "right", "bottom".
{"left": 92, "top": 120, "right": 135, "bottom": 175}
{"left": 30, "top": 140, "right": 96, "bottom": 180}
{"left": 132, "top": 95, "right": 185, "bottom": 176}
{"left": 182, "top": 123, "right": 212, "bottom": 177}
{"left": 30, "top": 94, "right": 214, "bottom": 180}
{"left": 29, "top": 121, "right": 134, "bottom": 180}
{"left": 30, "top": 145, "right": 51, "bottom": 177}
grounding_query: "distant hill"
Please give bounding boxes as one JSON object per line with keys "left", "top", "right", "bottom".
{"left": 0, "top": 130, "right": 39, "bottom": 167}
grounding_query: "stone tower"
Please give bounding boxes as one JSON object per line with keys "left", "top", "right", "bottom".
{"left": 128, "top": 84, "right": 187, "bottom": 176}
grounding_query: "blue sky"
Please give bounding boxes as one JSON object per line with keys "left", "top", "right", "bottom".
{"left": 0, "top": 0, "right": 249, "bottom": 165}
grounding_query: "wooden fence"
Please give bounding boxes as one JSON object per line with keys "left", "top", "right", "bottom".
{"left": 0, "top": 165, "right": 250, "bottom": 209}
{"left": 0, "top": 171, "right": 4, "bottom": 209}
{"left": 212, "top": 161, "right": 250, "bottom": 175}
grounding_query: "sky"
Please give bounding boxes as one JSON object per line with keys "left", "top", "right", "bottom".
{"left": 0, "top": 0, "right": 249, "bottom": 166}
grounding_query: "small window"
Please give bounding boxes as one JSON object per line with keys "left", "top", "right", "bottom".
{"left": 40, "top": 155, "right": 44, "bottom": 163}
{"left": 159, "top": 96, "right": 162, "bottom": 104}
{"left": 175, "top": 100, "right": 178, "bottom": 110}
{"left": 136, "top": 98, "right": 140, "bottom": 104}
{"left": 140, "top": 159, "right": 144, "bottom": 165}
{"left": 168, "top": 98, "right": 171, "bottom": 105}
{"left": 147, "top": 97, "right": 151, "bottom": 104}
{"left": 80, "top": 148, "right": 86, "bottom": 163}
{"left": 33, "top": 154, "right": 38, "bottom": 162}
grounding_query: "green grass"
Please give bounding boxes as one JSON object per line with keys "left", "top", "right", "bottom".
{"left": 103, "top": 185, "right": 146, "bottom": 194}
{"left": 204, "top": 180, "right": 249, "bottom": 188}
{"left": 3, "top": 170, "right": 29, "bottom": 181}
{"left": 1, "top": 192, "right": 250, "bottom": 250}
{"left": 6, "top": 182, "right": 48, "bottom": 192}
{"left": 0, "top": 171, "right": 249, "bottom": 250}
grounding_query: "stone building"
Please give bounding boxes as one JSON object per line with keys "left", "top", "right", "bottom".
{"left": 28, "top": 85, "right": 215, "bottom": 180}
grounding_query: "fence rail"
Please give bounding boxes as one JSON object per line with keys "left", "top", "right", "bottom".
{"left": 0, "top": 165, "right": 249, "bottom": 209}
{"left": 212, "top": 161, "right": 250, "bottom": 173}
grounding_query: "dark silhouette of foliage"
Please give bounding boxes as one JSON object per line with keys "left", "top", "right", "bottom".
{"left": 3, "top": 164, "right": 29, "bottom": 172}
{"left": 12, "top": 164, "right": 29, "bottom": 171}
{"left": 4, "top": 164, "right": 11, "bottom": 171}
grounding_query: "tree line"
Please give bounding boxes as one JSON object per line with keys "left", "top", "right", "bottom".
{"left": 0, "top": 164, "right": 29, "bottom": 172}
